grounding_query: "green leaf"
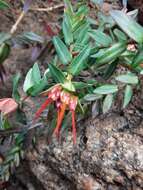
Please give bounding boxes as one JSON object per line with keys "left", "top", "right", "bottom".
{"left": 21, "top": 32, "right": 44, "bottom": 43}
{"left": 23, "top": 63, "right": 42, "bottom": 93}
{"left": 75, "top": 5, "right": 89, "bottom": 18}
{"left": 53, "top": 36, "right": 72, "bottom": 65}
{"left": 84, "top": 94, "right": 103, "bottom": 101}
{"left": 123, "top": 85, "right": 133, "bottom": 108}
{"left": 92, "top": 42, "right": 126, "bottom": 66}
{"left": 73, "top": 82, "right": 94, "bottom": 89}
{"left": 12, "top": 73, "right": 21, "bottom": 102}
{"left": 103, "top": 60, "right": 118, "bottom": 80}
{"left": 2, "top": 118, "right": 11, "bottom": 130}
{"left": 23, "top": 68, "right": 34, "bottom": 92}
{"left": 131, "top": 51, "right": 143, "bottom": 68}
{"left": 115, "top": 73, "right": 138, "bottom": 84}
{"left": 32, "top": 62, "right": 41, "bottom": 83}
{"left": 28, "top": 77, "right": 47, "bottom": 96}
{"left": 113, "top": 28, "right": 127, "bottom": 41}
{"left": 0, "top": 33, "right": 11, "bottom": 45}
{"left": 0, "top": 0, "right": 9, "bottom": 9}
{"left": 62, "top": 14, "right": 73, "bottom": 45}
{"left": 89, "top": 30, "right": 112, "bottom": 47}
{"left": 0, "top": 43, "right": 11, "bottom": 64}
{"left": 110, "top": 10, "right": 143, "bottom": 43}
{"left": 62, "top": 80, "right": 75, "bottom": 92}
{"left": 74, "top": 22, "right": 89, "bottom": 41}
{"left": 64, "top": 0, "right": 74, "bottom": 15}
{"left": 48, "top": 63, "right": 66, "bottom": 84}
{"left": 103, "top": 94, "right": 113, "bottom": 113}
{"left": 94, "top": 85, "right": 118, "bottom": 94}
{"left": 69, "top": 46, "right": 91, "bottom": 75}
{"left": 74, "top": 23, "right": 90, "bottom": 49}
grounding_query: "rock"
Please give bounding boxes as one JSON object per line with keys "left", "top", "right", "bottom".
{"left": 8, "top": 113, "right": 143, "bottom": 190}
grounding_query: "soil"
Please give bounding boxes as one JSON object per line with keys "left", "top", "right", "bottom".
{"left": 0, "top": 1, "right": 143, "bottom": 190}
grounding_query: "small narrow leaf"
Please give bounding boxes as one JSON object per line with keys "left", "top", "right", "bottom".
{"left": 0, "top": 43, "right": 11, "bottom": 64}
{"left": 22, "top": 32, "right": 44, "bottom": 43}
{"left": 28, "top": 77, "right": 47, "bottom": 96}
{"left": 73, "top": 82, "right": 94, "bottom": 89}
{"left": 23, "top": 69, "right": 34, "bottom": 92}
{"left": 92, "top": 42, "right": 126, "bottom": 66}
{"left": 0, "top": 33, "right": 11, "bottom": 45}
{"left": 32, "top": 62, "right": 41, "bottom": 83}
{"left": 115, "top": 73, "right": 138, "bottom": 84}
{"left": 103, "top": 60, "right": 118, "bottom": 80}
{"left": 94, "top": 85, "right": 118, "bottom": 94}
{"left": 48, "top": 63, "right": 66, "bottom": 84}
{"left": 131, "top": 51, "right": 143, "bottom": 68}
{"left": 89, "top": 30, "right": 112, "bottom": 47}
{"left": 62, "top": 14, "right": 73, "bottom": 45}
{"left": 69, "top": 46, "right": 91, "bottom": 75}
{"left": 12, "top": 73, "right": 21, "bottom": 102}
{"left": 53, "top": 36, "right": 72, "bottom": 65}
{"left": 123, "top": 85, "right": 133, "bottom": 108}
{"left": 64, "top": 0, "right": 74, "bottom": 15}
{"left": 0, "top": 0, "right": 9, "bottom": 9}
{"left": 113, "top": 29, "right": 127, "bottom": 41}
{"left": 110, "top": 10, "right": 143, "bottom": 43}
{"left": 84, "top": 94, "right": 103, "bottom": 101}
{"left": 103, "top": 94, "right": 113, "bottom": 113}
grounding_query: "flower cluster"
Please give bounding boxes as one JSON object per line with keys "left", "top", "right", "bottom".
{"left": 34, "top": 85, "right": 78, "bottom": 144}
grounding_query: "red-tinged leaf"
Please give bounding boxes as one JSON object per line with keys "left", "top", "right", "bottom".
{"left": 71, "top": 110, "right": 76, "bottom": 144}
{"left": 0, "top": 98, "right": 18, "bottom": 116}
{"left": 33, "top": 98, "right": 53, "bottom": 122}
{"left": 54, "top": 103, "right": 67, "bottom": 138}
{"left": 45, "top": 24, "right": 56, "bottom": 37}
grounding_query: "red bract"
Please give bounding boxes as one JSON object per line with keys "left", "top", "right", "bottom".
{"left": 0, "top": 98, "right": 18, "bottom": 116}
{"left": 33, "top": 85, "right": 78, "bottom": 144}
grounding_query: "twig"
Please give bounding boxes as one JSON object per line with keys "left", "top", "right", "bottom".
{"left": 0, "top": 122, "right": 43, "bottom": 137}
{"left": 10, "top": 3, "right": 64, "bottom": 35}
{"left": 10, "top": 11, "right": 25, "bottom": 35}
{"left": 30, "top": 3, "right": 64, "bottom": 12}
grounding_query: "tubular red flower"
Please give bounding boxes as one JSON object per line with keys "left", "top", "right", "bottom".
{"left": 49, "top": 85, "right": 62, "bottom": 101}
{"left": 33, "top": 98, "right": 53, "bottom": 122}
{"left": 54, "top": 103, "right": 67, "bottom": 138}
{"left": 71, "top": 110, "right": 76, "bottom": 144}
{"left": 60, "top": 91, "right": 70, "bottom": 104}
{"left": 69, "top": 96, "right": 78, "bottom": 111}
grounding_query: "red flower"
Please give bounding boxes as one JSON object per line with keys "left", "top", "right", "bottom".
{"left": 33, "top": 85, "right": 78, "bottom": 144}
